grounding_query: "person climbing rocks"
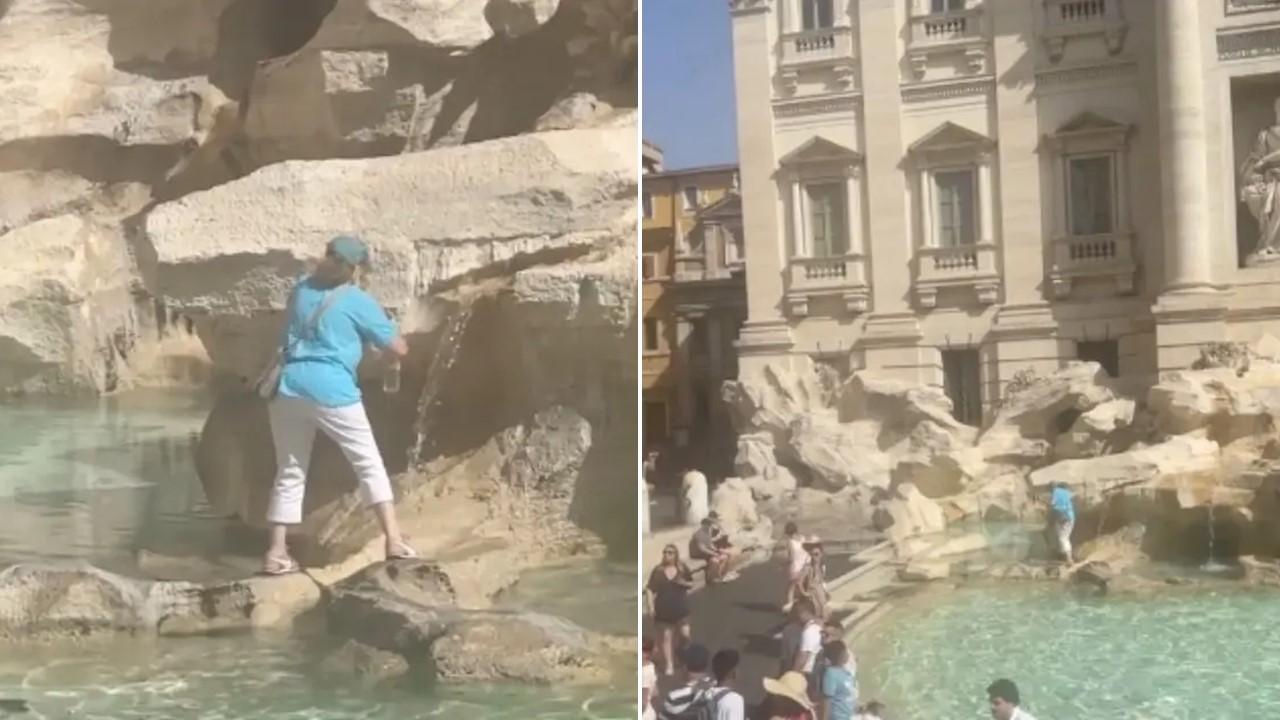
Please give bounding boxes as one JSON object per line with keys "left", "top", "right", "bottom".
{"left": 987, "top": 678, "right": 1036, "bottom": 720}
{"left": 259, "top": 235, "right": 416, "bottom": 575}
{"left": 1048, "top": 481, "right": 1076, "bottom": 562}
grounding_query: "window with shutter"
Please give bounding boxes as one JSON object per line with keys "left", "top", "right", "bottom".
{"left": 934, "top": 170, "right": 975, "bottom": 247}
{"left": 1068, "top": 155, "right": 1114, "bottom": 236}
{"left": 806, "top": 182, "right": 847, "bottom": 257}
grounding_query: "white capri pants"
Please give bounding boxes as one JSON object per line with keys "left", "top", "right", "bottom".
{"left": 267, "top": 396, "right": 394, "bottom": 525}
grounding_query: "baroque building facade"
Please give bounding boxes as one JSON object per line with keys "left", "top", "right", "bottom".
{"left": 729, "top": 0, "right": 1280, "bottom": 425}
{"left": 642, "top": 146, "right": 746, "bottom": 478}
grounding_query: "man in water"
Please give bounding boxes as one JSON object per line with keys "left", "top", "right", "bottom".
{"left": 1048, "top": 481, "right": 1076, "bottom": 562}
{"left": 689, "top": 512, "right": 737, "bottom": 583}
{"left": 987, "top": 678, "right": 1036, "bottom": 720}
{"left": 261, "top": 235, "right": 415, "bottom": 574}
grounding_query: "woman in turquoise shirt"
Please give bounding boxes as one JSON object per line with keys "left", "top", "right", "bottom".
{"left": 262, "top": 235, "right": 415, "bottom": 574}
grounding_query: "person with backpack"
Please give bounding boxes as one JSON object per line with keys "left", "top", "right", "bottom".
{"left": 711, "top": 649, "right": 745, "bottom": 720}
{"left": 659, "top": 644, "right": 726, "bottom": 720}
{"left": 257, "top": 235, "right": 416, "bottom": 575}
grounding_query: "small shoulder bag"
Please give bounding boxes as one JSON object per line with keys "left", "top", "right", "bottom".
{"left": 252, "top": 284, "right": 349, "bottom": 400}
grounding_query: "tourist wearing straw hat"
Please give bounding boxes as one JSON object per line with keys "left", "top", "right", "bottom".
{"left": 763, "top": 672, "right": 814, "bottom": 720}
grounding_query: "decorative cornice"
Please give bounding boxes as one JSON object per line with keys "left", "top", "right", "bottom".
{"left": 1035, "top": 59, "right": 1136, "bottom": 89}
{"left": 900, "top": 77, "right": 994, "bottom": 104}
{"left": 1224, "top": 0, "right": 1280, "bottom": 17}
{"left": 1217, "top": 23, "right": 1280, "bottom": 61}
{"left": 729, "top": 0, "right": 771, "bottom": 16}
{"left": 772, "top": 93, "right": 862, "bottom": 118}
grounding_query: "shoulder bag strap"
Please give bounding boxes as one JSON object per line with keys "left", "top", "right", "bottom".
{"left": 301, "top": 283, "right": 349, "bottom": 340}
{"left": 280, "top": 283, "right": 349, "bottom": 360}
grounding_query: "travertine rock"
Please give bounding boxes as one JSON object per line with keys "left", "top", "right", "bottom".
{"left": 0, "top": 215, "right": 138, "bottom": 393}
{"left": 787, "top": 417, "right": 890, "bottom": 491}
{"left": 1053, "top": 398, "right": 1137, "bottom": 459}
{"left": 1028, "top": 435, "right": 1220, "bottom": 499}
{"left": 983, "top": 362, "right": 1114, "bottom": 442}
{"left": 0, "top": 563, "right": 323, "bottom": 640}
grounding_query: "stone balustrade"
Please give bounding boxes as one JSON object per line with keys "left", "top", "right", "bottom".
{"left": 1049, "top": 232, "right": 1136, "bottom": 298}
{"left": 785, "top": 253, "right": 870, "bottom": 316}
{"left": 914, "top": 242, "right": 1000, "bottom": 307}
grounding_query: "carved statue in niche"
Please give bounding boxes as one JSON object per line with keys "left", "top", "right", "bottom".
{"left": 1239, "top": 97, "right": 1280, "bottom": 265}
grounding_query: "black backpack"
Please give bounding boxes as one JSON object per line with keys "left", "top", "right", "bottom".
{"left": 659, "top": 682, "right": 730, "bottom": 720}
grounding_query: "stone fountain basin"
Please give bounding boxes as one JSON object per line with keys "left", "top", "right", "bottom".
{"left": 0, "top": 557, "right": 627, "bottom": 687}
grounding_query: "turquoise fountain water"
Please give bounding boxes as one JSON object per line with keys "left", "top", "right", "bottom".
{"left": 0, "top": 389, "right": 242, "bottom": 574}
{"left": 859, "top": 582, "right": 1280, "bottom": 719}
{"left": 0, "top": 391, "right": 635, "bottom": 718}
{"left": 0, "top": 630, "right": 633, "bottom": 720}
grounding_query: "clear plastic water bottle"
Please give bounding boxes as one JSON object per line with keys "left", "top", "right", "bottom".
{"left": 382, "top": 358, "right": 401, "bottom": 394}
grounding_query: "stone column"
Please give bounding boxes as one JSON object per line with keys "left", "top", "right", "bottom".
{"left": 674, "top": 315, "right": 695, "bottom": 446}
{"left": 704, "top": 222, "right": 719, "bottom": 278}
{"left": 791, "top": 178, "right": 807, "bottom": 257}
{"left": 707, "top": 316, "right": 724, "bottom": 382}
{"left": 844, "top": 166, "right": 863, "bottom": 256}
{"left": 920, "top": 168, "right": 935, "bottom": 248}
{"left": 978, "top": 153, "right": 995, "bottom": 244}
{"left": 730, "top": 0, "right": 794, "bottom": 373}
{"left": 1155, "top": 0, "right": 1213, "bottom": 292}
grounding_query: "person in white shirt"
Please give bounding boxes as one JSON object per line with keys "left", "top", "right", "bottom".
{"left": 782, "top": 521, "right": 810, "bottom": 612}
{"left": 711, "top": 649, "right": 746, "bottom": 720}
{"left": 987, "top": 678, "right": 1037, "bottom": 720}
{"left": 642, "top": 637, "right": 657, "bottom": 720}
{"left": 779, "top": 598, "right": 823, "bottom": 677}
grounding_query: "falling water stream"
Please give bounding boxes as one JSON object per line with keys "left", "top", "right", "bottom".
{"left": 406, "top": 301, "right": 475, "bottom": 470}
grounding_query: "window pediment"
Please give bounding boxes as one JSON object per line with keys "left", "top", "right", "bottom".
{"left": 778, "top": 136, "right": 863, "bottom": 171}
{"left": 1044, "top": 112, "right": 1132, "bottom": 153}
{"left": 698, "top": 192, "right": 742, "bottom": 222}
{"left": 907, "top": 122, "right": 995, "bottom": 168}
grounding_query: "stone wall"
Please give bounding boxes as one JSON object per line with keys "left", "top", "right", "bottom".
{"left": 0, "top": 0, "right": 637, "bottom": 559}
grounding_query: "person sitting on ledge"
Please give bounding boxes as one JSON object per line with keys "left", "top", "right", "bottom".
{"left": 987, "top": 678, "right": 1036, "bottom": 720}
{"left": 690, "top": 512, "right": 738, "bottom": 583}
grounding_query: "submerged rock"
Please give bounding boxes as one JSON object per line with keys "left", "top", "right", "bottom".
{"left": 0, "top": 563, "right": 322, "bottom": 640}
{"left": 326, "top": 559, "right": 618, "bottom": 684}
{"left": 319, "top": 639, "right": 413, "bottom": 688}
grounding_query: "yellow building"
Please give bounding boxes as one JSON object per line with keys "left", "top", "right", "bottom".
{"left": 642, "top": 143, "right": 745, "bottom": 482}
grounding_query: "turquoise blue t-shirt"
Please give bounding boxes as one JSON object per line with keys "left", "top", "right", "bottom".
{"left": 822, "top": 665, "right": 857, "bottom": 720}
{"left": 1051, "top": 486, "right": 1076, "bottom": 523}
{"left": 277, "top": 277, "right": 397, "bottom": 408}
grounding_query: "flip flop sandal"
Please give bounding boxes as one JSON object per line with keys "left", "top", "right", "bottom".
{"left": 387, "top": 541, "right": 419, "bottom": 561}
{"left": 261, "top": 555, "right": 301, "bottom": 576}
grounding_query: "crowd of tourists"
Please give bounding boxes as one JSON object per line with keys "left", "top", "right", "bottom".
{"left": 643, "top": 510, "right": 1052, "bottom": 720}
